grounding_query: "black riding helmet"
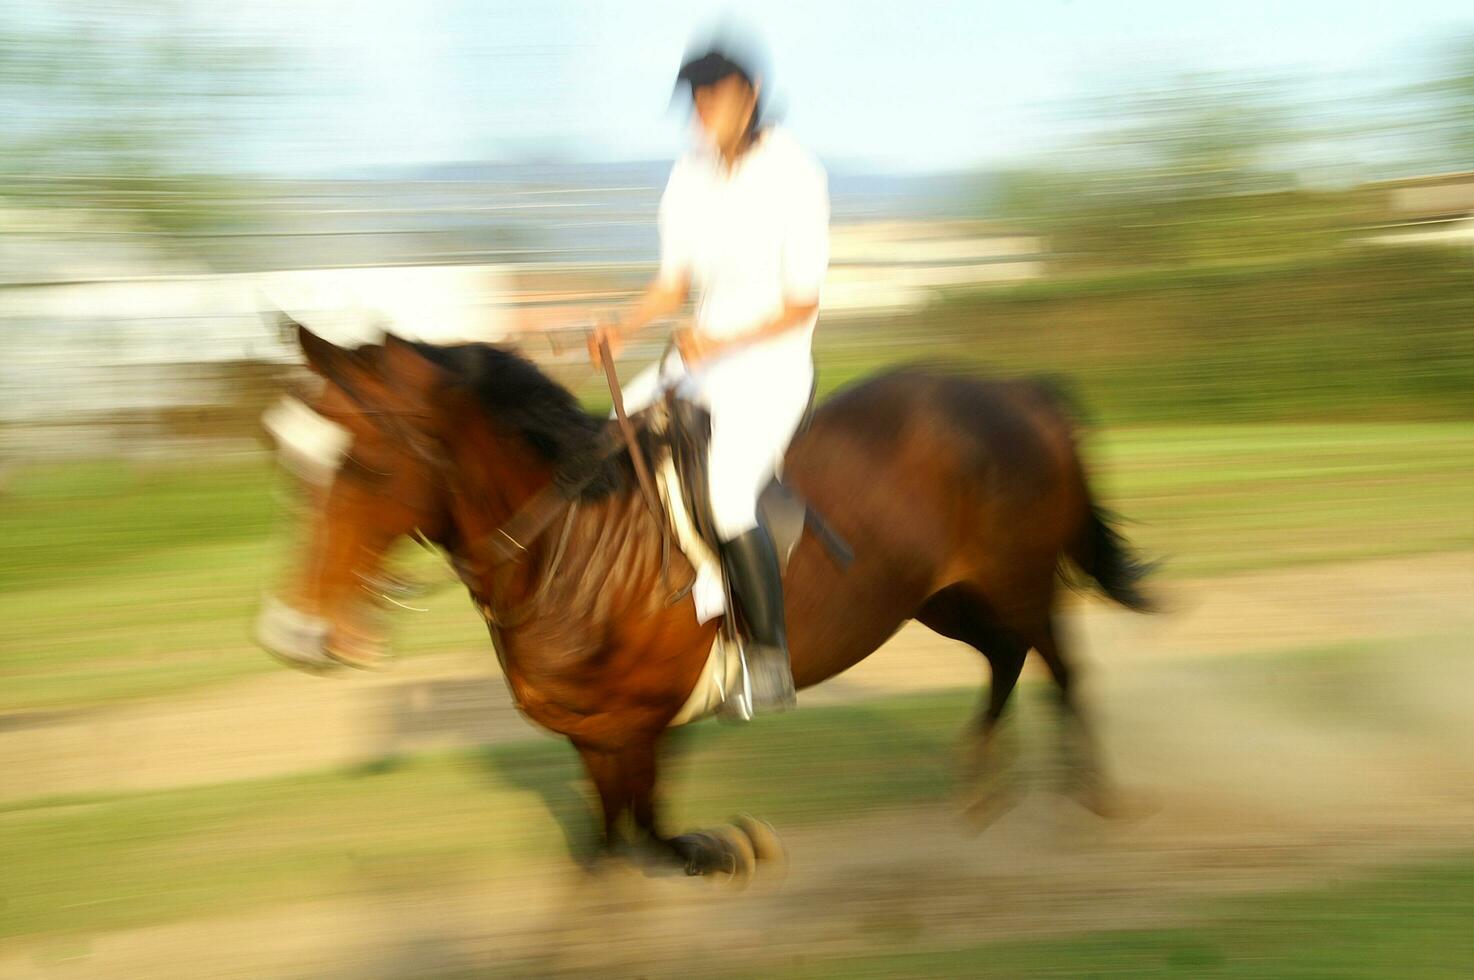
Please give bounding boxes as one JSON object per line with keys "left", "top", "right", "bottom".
{"left": 674, "top": 49, "right": 757, "bottom": 93}
{"left": 672, "top": 42, "right": 769, "bottom": 139}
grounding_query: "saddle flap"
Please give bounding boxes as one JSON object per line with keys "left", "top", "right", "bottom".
{"left": 663, "top": 394, "right": 809, "bottom": 574}
{"left": 758, "top": 479, "right": 806, "bottom": 571}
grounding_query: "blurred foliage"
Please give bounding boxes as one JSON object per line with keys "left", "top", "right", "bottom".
{"left": 989, "top": 79, "right": 1351, "bottom": 268}
{"left": 1409, "top": 31, "right": 1474, "bottom": 173}
{"left": 0, "top": 0, "right": 286, "bottom": 236}
{"left": 989, "top": 49, "right": 1474, "bottom": 269}
{"left": 820, "top": 248, "right": 1474, "bottom": 423}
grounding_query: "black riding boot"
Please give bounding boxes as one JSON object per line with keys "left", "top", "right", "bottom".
{"left": 720, "top": 524, "right": 797, "bottom": 714}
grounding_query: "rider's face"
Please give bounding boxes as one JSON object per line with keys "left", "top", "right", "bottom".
{"left": 692, "top": 75, "right": 758, "bottom": 152}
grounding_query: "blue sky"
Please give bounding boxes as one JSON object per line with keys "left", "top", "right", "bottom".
{"left": 207, "top": 0, "right": 1474, "bottom": 172}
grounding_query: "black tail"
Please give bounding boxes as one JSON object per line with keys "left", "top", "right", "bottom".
{"left": 1074, "top": 503, "right": 1156, "bottom": 612}
{"left": 1026, "top": 375, "right": 1155, "bottom": 612}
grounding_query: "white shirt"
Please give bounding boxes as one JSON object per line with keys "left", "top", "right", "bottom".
{"left": 657, "top": 127, "right": 829, "bottom": 347}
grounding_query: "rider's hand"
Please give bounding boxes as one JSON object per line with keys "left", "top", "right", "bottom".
{"left": 588, "top": 320, "right": 623, "bottom": 366}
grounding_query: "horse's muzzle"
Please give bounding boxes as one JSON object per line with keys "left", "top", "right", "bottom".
{"left": 254, "top": 596, "right": 336, "bottom": 670}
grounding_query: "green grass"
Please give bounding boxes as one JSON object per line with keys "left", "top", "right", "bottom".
{"left": 1089, "top": 423, "right": 1474, "bottom": 576}
{"left": 0, "top": 458, "right": 278, "bottom": 593}
{"left": 760, "top": 858, "right": 1474, "bottom": 978}
{"left": 3, "top": 423, "right": 1470, "bottom": 712}
{"left": 0, "top": 457, "right": 487, "bottom": 712}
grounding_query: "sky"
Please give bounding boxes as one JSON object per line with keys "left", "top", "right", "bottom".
{"left": 47, "top": 0, "right": 1474, "bottom": 174}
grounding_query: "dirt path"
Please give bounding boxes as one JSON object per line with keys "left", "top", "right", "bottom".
{"left": 6, "top": 605, "right": 1474, "bottom": 979}
{"left": 3, "top": 551, "right": 1471, "bottom": 805}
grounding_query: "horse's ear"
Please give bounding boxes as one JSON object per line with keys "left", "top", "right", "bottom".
{"left": 291, "top": 316, "right": 357, "bottom": 379}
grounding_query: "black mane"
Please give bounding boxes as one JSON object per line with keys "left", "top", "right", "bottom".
{"left": 411, "top": 341, "right": 624, "bottom": 498}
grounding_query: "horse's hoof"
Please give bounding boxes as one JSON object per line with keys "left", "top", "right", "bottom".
{"left": 956, "top": 745, "right": 1024, "bottom": 836}
{"left": 1068, "top": 783, "right": 1160, "bottom": 823}
{"left": 733, "top": 814, "right": 787, "bottom": 881}
{"left": 959, "top": 783, "right": 1024, "bottom": 836}
{"left": 263, "top": 645, "right": 341, "bottom": 676}
{"left": 710, "top": 826, "right": 757, "bottom": 890}
{"left": 673, "top": 829, "right": 755, "bottom": 888}
{"left": 961, "top": 732, "right": 1019, "bottom": 784}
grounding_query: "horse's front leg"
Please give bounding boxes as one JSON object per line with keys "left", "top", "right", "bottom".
{"left": 573, "top": 740, "right": 633, "bottom": 860}
{"left": 577, "top": 734, "right": 768, "bottom": 881}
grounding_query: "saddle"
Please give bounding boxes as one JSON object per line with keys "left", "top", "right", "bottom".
{"left": 657, "top": 393, "right": 803, "bottom": 576}
{"left": 652, "top": 386, "right": 851, "bottom": 583}
{"left": 644, "top": 388, "right": 854, "bottom": 724}
{"left": 481, "top": 349, "right": 851, "bottom": 723}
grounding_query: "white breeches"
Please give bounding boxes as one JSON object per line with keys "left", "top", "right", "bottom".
{"left": 620, "top": 337, "right": 813, "bottom": 541}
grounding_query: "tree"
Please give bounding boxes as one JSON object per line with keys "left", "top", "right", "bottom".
{"left": 0, "top": 1, "right": 287, "bottom": 235}
{"left": 1419, "top": 33, "right": 1474, "bottom": 172}
{"left": 992, "top": 70, "right": 1354, "bottom": 269}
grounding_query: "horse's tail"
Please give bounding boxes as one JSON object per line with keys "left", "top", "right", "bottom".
{"left": 1072, "top": 502, "right": 1156, "bottom": 612}
{"left": 1029, "top": 375, "right": 1156, "bottom": 613}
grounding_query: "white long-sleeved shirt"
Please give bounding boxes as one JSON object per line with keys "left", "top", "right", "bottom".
{"left": 657, "top": 127, "right": 830, "bottom": 348}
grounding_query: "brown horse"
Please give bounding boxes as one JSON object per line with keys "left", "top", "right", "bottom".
{"left": 256, "top": 324, "right": 1152, "bottom": 875}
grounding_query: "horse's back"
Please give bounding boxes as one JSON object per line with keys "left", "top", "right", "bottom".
{"left": 797, "top": 366, "right": 1081, "bottom": 492}
{"left": 792, "top": 365, "right": 1091, "bottom": 574}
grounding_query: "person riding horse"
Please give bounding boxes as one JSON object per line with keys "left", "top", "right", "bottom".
{"left": 255, "top": 38, "right": 1154, "bottom": 876}
{"left": 589, "top": 44, "right": 829, "bottom": 715}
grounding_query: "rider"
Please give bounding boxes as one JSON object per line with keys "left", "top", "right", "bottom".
{"left": 589, "top": 42, "right": 830, "bottom": 714}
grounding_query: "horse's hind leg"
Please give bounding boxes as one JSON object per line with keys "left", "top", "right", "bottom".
{"left": 916, "top": 588, "right": 1029, "bottom": 827}
{"left": 1028, "top": 615, "right": 1116, "bottom": 817}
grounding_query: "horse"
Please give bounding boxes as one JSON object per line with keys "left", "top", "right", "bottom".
{"left": 255, "top": 322, "right": 1153, "bottom": 876}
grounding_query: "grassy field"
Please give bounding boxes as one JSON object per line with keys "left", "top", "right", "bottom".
{"left": 0, "top": 634, "right": 1457, "bottom": 943}
{"left": 2, "top": 422, "right": 1471, "bottom": 714}
{"left": 5, "top": 631, "right": 1473, "bottom": 974}
{"left": 0, "top": 685, "right": 967, "bottom": 941}
{"left": 757, "top": 858, "right": 1474, "bottom": 979}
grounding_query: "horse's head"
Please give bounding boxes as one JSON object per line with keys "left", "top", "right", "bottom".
{"left": 255, "top": 320, "right": 615, "bottom": 670}
{"left": 254, "top": 322, "right": 455, "bottom": 670}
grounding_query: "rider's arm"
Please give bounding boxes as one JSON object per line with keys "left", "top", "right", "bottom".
{"left": 722, "top": 297, "right": 819, "bottom": 348}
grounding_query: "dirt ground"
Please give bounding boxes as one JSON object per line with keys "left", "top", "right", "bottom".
{"left": 4, "top": 551, "right": 1473, "bottom": 979}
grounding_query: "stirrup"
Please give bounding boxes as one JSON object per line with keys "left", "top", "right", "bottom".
{"left": 718, "top": 642, "right": 796, "bottom": 723}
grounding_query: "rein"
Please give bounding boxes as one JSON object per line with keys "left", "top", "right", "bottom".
{"left": 599, "top": 335, "right": 674, "bottom": 592}
{"left": 327, "top": 336, "right": 682, "bottom": 628}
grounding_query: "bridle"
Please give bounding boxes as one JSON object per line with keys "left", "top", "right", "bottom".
{"left": 310, "top": 336, "right": 676, "bottom": 630}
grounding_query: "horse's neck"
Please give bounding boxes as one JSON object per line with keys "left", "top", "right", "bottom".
{"left": 445, "top": 433, "right": 549, "bottom": 562}
{"left": 438, "top": 411, "right": 680, "bottom": 642}
{"left": 497, "top": 486, "right": 672, "bottom": 641}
